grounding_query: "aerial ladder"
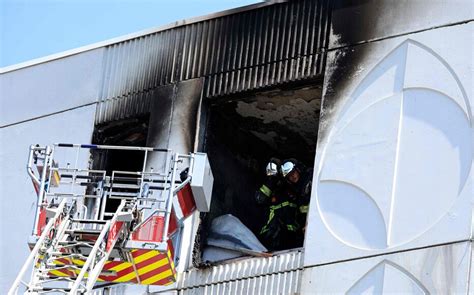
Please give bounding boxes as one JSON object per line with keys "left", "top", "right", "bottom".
{"left": 9, "top": 143, "right": 213, "bottom": 294}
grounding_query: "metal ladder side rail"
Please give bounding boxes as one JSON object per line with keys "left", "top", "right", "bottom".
{"left": 32, "top": 217, "right": 105, "bottom": 289}
{"left": 9, "top": 199, "right": 68, "bottom": 295}
{"left": 43, "top": 217, "right": 72, "bottom": 267}
{"left": 27, "top": 208, "right": 108, "bottom": 293}
{"left": 26, "top": 145, "right": 46, "bottom": 195}
{"left": 69, "top": 200, "right": 129, "bottom": 294}
{"left": 44, "top": 216, "right": 103, "bottom": 272}
{"left": 29, "top": 207, "right": 74, "bottom": 293}
{"left": 28, "top": 145, "right": 54, "bottom": 236}
{"left": 45, "top": 215, "right": 107, "bottom": 274}
{"left": 99, "top": 175, "right": 111, "bottom": 221}
{"left": 83, "top": 199, "right": 134, "bottom": 292}
{"left": 160, "top": 153, "right": 180, "bottom": 244}
{"left": 67, "top": 219, "right": 112, "bottom": 294}
{"left": 137, "top": 149, "right": 149, "bottom": 210}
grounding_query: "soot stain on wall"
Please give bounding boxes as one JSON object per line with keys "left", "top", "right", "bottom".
{"left": 318, "top": 0, "right": 379, "bottom": 144}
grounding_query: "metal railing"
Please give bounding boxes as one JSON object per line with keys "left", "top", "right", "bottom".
{"left": 27, "top": 143, "right": 193, "bottom": 245}
{"left": 11, "top": 143, "right": 198, "bottom": 294}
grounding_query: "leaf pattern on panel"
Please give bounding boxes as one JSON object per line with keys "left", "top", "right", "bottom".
{"left": 318, "top": 181, "right": 387, "bottom": 250}
{"left": 318, "top": 39, "right": 472, "bottom": 250}
{"left": 347, "top": 260, "right": 429, "bottom": 295}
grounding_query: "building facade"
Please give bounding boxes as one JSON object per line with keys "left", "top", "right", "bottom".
{"left": 1, "top": 0, "right": 473, "bottom": 293}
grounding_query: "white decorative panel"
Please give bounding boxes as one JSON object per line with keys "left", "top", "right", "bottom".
{"left": 301, "top": 242, "right": 471, "bottom": 294}
{"left": 305, "top": 23, "right": 473, "bottom": 266}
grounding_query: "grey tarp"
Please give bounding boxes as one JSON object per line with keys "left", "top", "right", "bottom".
{"left": 202, "top": 214, "right": 267, "bottom": 263}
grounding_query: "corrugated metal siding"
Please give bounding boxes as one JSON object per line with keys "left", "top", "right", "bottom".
{"left": 178, "top": 271, "right": 301, "bottom": 295}
{"left": 96, "top": 0, "right": 331, "bottom": 124}
{"left": 90, "top": 284, "right": 127, "bottom": 295}
{"left": 175, "top": 250, "right": 303, "bottom": 295}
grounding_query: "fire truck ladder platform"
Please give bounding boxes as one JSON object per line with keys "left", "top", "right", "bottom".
{"left": 9, "top": 143, "right": 212, "bottom": 294}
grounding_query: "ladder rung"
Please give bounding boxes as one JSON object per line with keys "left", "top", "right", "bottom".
{"left": 40, "top": 287, "right": 74, "bottom": 292}
{"left": 110, "top": 176, "right": 141, "bottom": 182}
{"left": 66, "top": 229, "right": 102, "bottom": 235}
{"left": 78, "top": 182, "right": 103, "bottom": 187}
{"left": 58, "top": 240, "right": 95, "bottom": 249}
{"left": 51, "top": 252, "right": 87, "bottom": 258}
{"left": 61, "top": 174, "right": 101, "bottom": 180}
{"left": 108, "top": 197, "right": 137, "bottom": 202}
{"left": 46, "top": 193, "right": 101, "bottom": 199}
{"left": 109, "top": 192, "right": 139, "bottom": 197}
{"left": 110, "top": 183, "right": 140, "bottom": 189}
{"left": 149, "top": 186, "right": 167, "bottom": 191}
{"left": 137, "top": 198, "right": 166, "bottom": 203}
{"left": 70, "top": 219, "right": 107, "bottom": 224}
{"left": 44, "top": 265, "right": 81, "bottom": 271}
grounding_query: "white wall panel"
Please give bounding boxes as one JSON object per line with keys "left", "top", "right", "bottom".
{"left": 301, "top": 242, "right": 471, "bottom": 294}
{"left": 0, "top": 105, "right": 96, "bottom": 293}
{"left": 469, "top": 244, "right": 474, "bottom": 294}
{"left": 0, "top": 48, "right": 104, "bottom": 127}
{"left": 329, "top": 0, "right": 474, "bottom": 49}
{"left": 305, "top": 23, "right": 473, "bottom": 266}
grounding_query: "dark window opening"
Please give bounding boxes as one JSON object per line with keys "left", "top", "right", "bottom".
{"left": 198, "top": 81, "right": 323, "bottom": 263}
{"left": 90, "top": 115, "right": 150, "bottom": 217}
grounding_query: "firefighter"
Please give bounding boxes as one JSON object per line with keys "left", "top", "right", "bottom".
{"left": 257, "top": 158, "right": 300, "bottom": 250}
{"left": 255, "top": 158, "right": 282, "bottom": 205}
{"left": 280, "top": 159, "right": 313, "bottom": 239}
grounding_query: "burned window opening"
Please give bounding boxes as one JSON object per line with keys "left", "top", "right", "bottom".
{"left": 91, "top": 115, "right": 150, "bottom": 217}
{"left": 198, "top": 82, "right": 323, "bottom": 264}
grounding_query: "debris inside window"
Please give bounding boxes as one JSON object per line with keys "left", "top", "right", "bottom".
{"left": 198, "top": 82, "right": 322, "bottom": 264}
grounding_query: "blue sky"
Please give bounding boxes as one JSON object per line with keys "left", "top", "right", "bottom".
{"left": 0, "top": 0, "right": 260, "bottom": 67}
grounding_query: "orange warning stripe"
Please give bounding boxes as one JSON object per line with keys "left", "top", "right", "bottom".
{"left": 42, "top": 249, "right": 176, "bottom": 286}
{"left": 130, "top": 249, "right": 175, "bottom": 285}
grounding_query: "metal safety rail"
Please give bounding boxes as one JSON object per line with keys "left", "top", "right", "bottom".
{"left": 10, "top": 143, "right": 198, "bottom": 294}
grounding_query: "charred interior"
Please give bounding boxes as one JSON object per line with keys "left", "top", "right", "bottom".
{"left": 200, "top": 81, "right": 323, "bottom": 259}
{"left": 91, "top": 80, "right": 323, "bottom": 260}
{"left": 91, "top": 115, "right": 150, "bottom": 215}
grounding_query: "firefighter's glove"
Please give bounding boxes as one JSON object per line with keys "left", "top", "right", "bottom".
{"left": 255, "top": 191, "right": 268, "bottom": 204}
{"left": 256, "top": 184, "right": 272, "bottom": 204}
